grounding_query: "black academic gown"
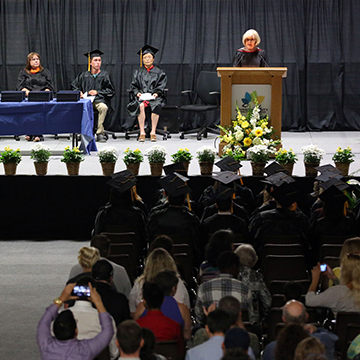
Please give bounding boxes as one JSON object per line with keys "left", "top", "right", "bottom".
{"left": 127, "top": 66, "right": 167, "bottom": 116}
{"left": 233, "top": 48, "right": 268, "bottom": 67}
{"left": 71, "top": 70, "right": 115, "bottom": 104}
{"left": 17, "top": 68, "right": 55, "bottom": 92}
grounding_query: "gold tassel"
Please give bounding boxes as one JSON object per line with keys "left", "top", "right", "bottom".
{"left": 140, "top": 49, "right": 142, "bottom": 67}
{"left": 187, "top": 193, "right": 192, "bottom": 211}
{"left": 238, "top": 169, "right": 244, "bottom": 186}
{"left": 87, "top": 53, "right": 91, "bottom": 72}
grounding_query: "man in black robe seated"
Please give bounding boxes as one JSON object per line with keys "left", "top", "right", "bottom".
{"left": 146, "top": 172, "right": 203, "bottom": 261}
{"left": 127, "top": 45, "right": 167, "bottom": 142}
{"left": 72, "top": 49, "right": 115, "bottom": 142}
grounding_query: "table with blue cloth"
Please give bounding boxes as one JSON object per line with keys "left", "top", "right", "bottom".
{"left": 0, "top": 98, "right": 97, "bottom": 154}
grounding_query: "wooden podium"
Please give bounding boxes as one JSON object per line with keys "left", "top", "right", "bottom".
{"left": 216, "top": 67, "right": 287, "bottom": 155}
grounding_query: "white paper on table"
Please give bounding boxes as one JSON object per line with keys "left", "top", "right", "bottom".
{"left": 139, "top": 93, "right": 155, "bottom": 101}
{"left": 83, "top": 92, "right": 96, "bottom": 103}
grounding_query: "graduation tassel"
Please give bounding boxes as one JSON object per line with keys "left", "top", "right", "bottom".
{"left": 140, "top": 49, "right": 142, "bottom": 67}
{"left": 187, "top": 193, "right": 192, "bottom": 211}
{"left": 87, "top": 53, "right": 91, "bottom": 72}
{"left": 237, "top": 169, "right": 244, "bottom": 186}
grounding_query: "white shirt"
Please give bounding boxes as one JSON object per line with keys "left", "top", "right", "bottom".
{"left": 129, "top": 277, "right": 190, "bottom": 313}
{"left": 68, "top": 300, "right": 119, "bottom": 359}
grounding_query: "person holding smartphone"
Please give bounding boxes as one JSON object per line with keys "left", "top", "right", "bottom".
{"left": 37, "top": 282, "right": 114, "bottom": 360}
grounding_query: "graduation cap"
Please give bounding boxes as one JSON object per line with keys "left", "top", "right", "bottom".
{"left": 319, "top": 178, "right": 349, "bottom": 205}
{"left": 163, "top": 162, "right": 188, "bottom": 176}
{"left": 263, "top": 162, "right": 286, "bottom": 176}
{"left": 315, "top": 164, "right": 343, "bottom": 182}
{"left": 215, "top": 156, "right": 242, "bottom": 172}
{"left": 214, "top": 186, "right": 236, "bottom": 201}
{"left": 84, "top": 49, "right": 104, "bottom": 71}
{"left": 107, "top": 170, "right": 137, "bottom": 193}
{"left": 158, "top": 173, "right": 190, "bottom": 197}
{"left": 315, "top": 164, "right": 339, "bottom": 174}
{"left": 261, "top": 172, "right": 295, "bottom": 187}
{"left": 138, "top": 45, "right": 159, "bottom": 67}
{"left": 212, "top": 171, "right": 240, "bottom": 185}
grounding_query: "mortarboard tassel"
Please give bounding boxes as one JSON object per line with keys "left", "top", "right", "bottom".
{"left": 87, "top": 53, "right": 91, "bottom": 72}
{"left": 140, "top": 49, "right": 142, "bottom": 68}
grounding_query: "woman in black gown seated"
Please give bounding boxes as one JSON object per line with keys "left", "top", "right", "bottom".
{"left": 17, "top": 52, "right": 55, "bottom": 141}
{"left": 233, "top": 29, "right": 268, "bottom": 67}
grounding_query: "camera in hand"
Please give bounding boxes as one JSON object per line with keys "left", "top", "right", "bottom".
{"left": 320, "top": 264, "right": 327, "bottom": 272}
{"left": 72, "top": 285, "right": 91, "bottom": 297}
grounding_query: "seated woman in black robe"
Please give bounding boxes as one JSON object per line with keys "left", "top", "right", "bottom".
{"left": 233, "top": 29, "right": 268, "bottom": 67}
{"left": 127, "top": 45, "right": 167, "bottom": 142}
{"left": 17, "top": 52, "right": 55, "bottom": 141}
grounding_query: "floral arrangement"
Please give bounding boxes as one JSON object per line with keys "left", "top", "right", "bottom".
{"left": 97, "top": 146, "right": 118, "bottom": 163}
{"left": 247, "top": 144, "right": 273, "bottom": 163}
{"left": 144, "top": 145, "right": 167, "bottom": 164}
{"left": 0, "top": 146, "right": 22, "bottom": 164}
{"left": 218, "top": 95, "right": 280, "bottom": 159}
{"left": 171, "top": 148, "right": 193, "bottom": 163}
{"left": 301, "top": 144, "right": 325, "bottom": 163}
{"left": 60, "top": 146, "right": 84, "bottom": 163}
{"left": 123, "top": 147, "right": 143, "bottom": 165}
{"left": 332, "top": 146, "right": 354, "bottom": 164}
{"left": 196, "top": 146, "right": 217, "bottom": 162}
{"left": 30, "top": 143, "right": 51, "bottom": 163}
{"left": 275, "top": 148, "right": 298, "bottom": 165}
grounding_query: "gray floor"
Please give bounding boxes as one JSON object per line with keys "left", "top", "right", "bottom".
{"left": 1, "top": 130, "right": 360, "bottom": 176}
{"left": 1, "top": 131, "right": 360, "bottom": 359}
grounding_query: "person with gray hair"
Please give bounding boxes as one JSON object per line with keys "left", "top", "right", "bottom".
{"left": 263, "top": 300, "right": 338, "bottom": 360}
{"left": 235, "top": 244, "right": 271, "bottom": 325}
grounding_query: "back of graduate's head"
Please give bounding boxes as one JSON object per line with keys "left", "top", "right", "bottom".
{"left": 142, "top": 282, "right": 164, "bottom": 310}
{"left": 205, "top": 309, "right": 232, "bottom": 335}
{"left": 53, "top": 310, "right": 77, "bottom": 340}
{"left": 167, "top": 193, "right": 186, "bottom": 206}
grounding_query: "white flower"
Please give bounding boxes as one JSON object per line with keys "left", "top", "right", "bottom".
{"left": 235, "top": 130, "right": 244, "bottom": 142}
{"left": 97, "top": 146, "right": 118, "bottom": 160}
{"left": 144, "top": 145, "right": 167, "bottom": 156}
{"left": 196, "top": 146, "right": 216, "bottom": 156}
{"left": 252, "top": 137, "right": 263, "bottom": 145}
{"left": 31, "top": 143, "right": 51, "bottom": 152}
{"left": 247, "top": 144, "right": 270, "bottom": 156}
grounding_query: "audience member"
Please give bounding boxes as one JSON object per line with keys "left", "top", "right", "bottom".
{"left": 193, "top": 296, "right": 260, "bottom": 358}
{"left": 306, "top": 253, "right": 360, "bottom": 314}
{"left": 134, "top": 269, "right": 191, "bottom": 341}
{"left": 148, "top": 235, "right": 174, "bottom": 256}
{"left": 294, "top": 337, "right": 326, "bottom": 360}
{"left": 65, "top": 277, "right": 119, "bottom": 359}
{"left": 37, "top": 283, "right": 113, "bottom": 360}
{"left": 274, "top": 324, "right": 310, "bottom": 360}
{"left": 67, "top": 246, "right": 100, "bottom": 284}
{"left": 195, "top": 251, "right": 253, "bottom": 325}
{"left": 92, "top": 259, "right": 130, "bottom": 326}
{"left": 68, "top": 234, "right": 131, "bottom": 298}
{"left": 129, "top": 248, "right": 190, "bottom": 316}
{"left": 186, "top": 310, "right": 232, "bottom": 360}
{"left": 140, "top": 328, "right": 166, "bottom": 360}
{"left": 262, "top": 300, "right": 338, "bottom": 360}
{"left": 136, "top": 282, "right": 184, "bottom": 354}
{"left": 235, "top": 244, "right": 271, "bottom": 325}
{"left": 221, "top": 348, "right": 251, "bottom": 360}
{"left": 116, "top": 320, "right": 144, "bottom": 359}
{"left": 199, "top": 230, "right": 234, "bottom": 283}
{"left": 223, "top": 328, "right": 253, "bottom": 359}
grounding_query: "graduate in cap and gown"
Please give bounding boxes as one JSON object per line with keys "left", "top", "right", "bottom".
{"left": 71, "top": 49, "right": 115, "bottom": 142}
{"left": 127, "top": 45, "right": 167, "bottom": 142}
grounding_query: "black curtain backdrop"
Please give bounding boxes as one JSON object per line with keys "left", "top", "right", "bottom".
{"left": 0, "top": 0, "right": 359, "bottom": 132}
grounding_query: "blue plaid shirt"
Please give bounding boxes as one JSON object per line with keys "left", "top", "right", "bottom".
{"left": 195, "top": 273, "right": 253, "bottom": 324}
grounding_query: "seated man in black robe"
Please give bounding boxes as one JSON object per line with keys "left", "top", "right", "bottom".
{"left": 72, "top": 49, "right": 115, "bottom": 142}
{"left": 127, "top": 45, "right": 167, "bottom": 142}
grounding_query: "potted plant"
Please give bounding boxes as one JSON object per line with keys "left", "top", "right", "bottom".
{"left": 123, "top": 147, "right": 143, "bottom": 176}
{"left": 144, "top": 145, "right": 167, "bottom": 176}
{"left": 221, "top": 147, "right": 246, "bottom": 162}
{"left": 247, "top": 144, "right": 273, "bottom": 176}
{"left": 171, "top": 148, "right": 193, "bottom": 173}
{"left": 332, "top": 146, "right": 354, "bottom": 176}
{"left": 97, "top": 146, "right": 119, "bottom": 176}
{"left": 274, "top": 147, "right": 298, "bottom": 175}
{"left": 61, "top": 146, "right": 84, "bottom": 175}
{"left": 196, "top": 146, "right": 217, "bottom": 175}
{"left": 30, "top": 143, "right": 51, "bottom": 176}
{"left": 301, "top": 144, "right": 325, "bottom": 177}
{"left": 0, "top": 146, "right": 22, "bottom": 175}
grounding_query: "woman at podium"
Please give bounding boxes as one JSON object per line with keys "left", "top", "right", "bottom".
{"left": 233, "top": 29, "right": 268, "bottom": 67}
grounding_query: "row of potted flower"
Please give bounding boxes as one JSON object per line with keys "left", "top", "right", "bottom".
{"left": 0, "top": 143, "right": 355, "bottom": 176}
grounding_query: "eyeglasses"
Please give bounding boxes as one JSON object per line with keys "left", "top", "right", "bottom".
{"left": 245, "top": 39, "right": 256, "bottom": 42}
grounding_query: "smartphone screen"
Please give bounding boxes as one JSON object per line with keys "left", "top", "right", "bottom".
{"left": 72, "top": 285, "right": 91, "bottom": 297}
{"left": 320, "top": 264, "right": 327, "bottom": 272}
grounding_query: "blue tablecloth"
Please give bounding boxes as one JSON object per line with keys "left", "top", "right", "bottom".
{"left": 0, "top": 99, "right": 97, "bottom": 154}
